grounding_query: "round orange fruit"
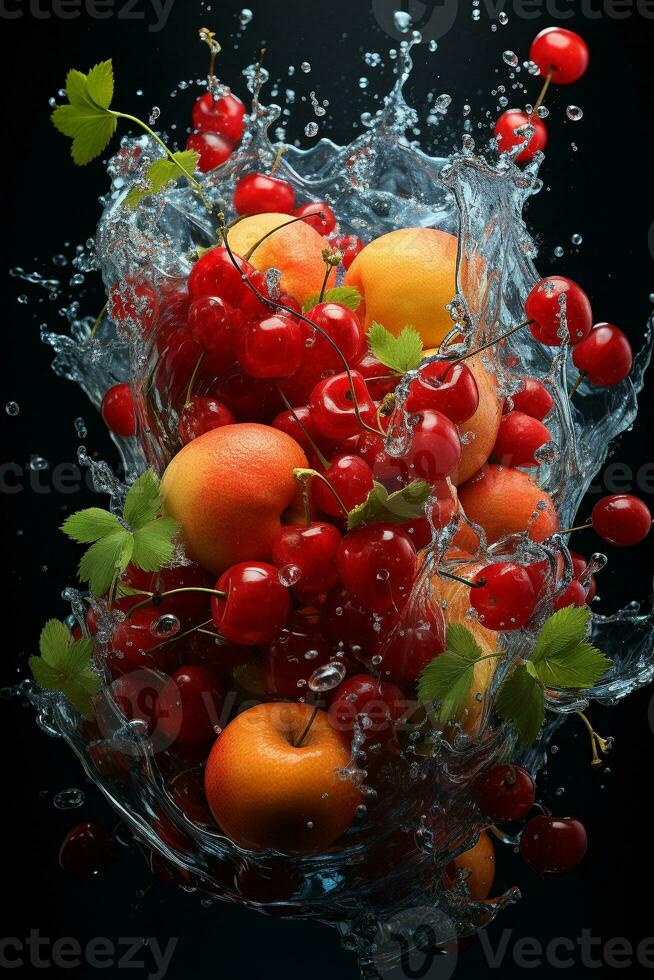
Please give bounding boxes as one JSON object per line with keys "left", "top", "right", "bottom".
{"left": 457, "top": 463, "right": 559, "bottom": 545}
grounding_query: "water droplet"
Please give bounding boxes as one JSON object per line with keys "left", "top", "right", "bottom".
{"left": 52, "top": 254, "right": 68, "bottom": 267}
{"left": 359, "top": 77, "right": 369, "bottom": 90}
{"left": 74, "top": 417, "right": 87, "bottom": 438}
{"left": 433, "top": 94, "right": 452, "bottom": 114}
{"left": 149, "top": 106, "right": 161, "bottom": 125}
{"left": 150, "top": 613, "right": 180, "bottom": 638}
{"left": 364, "top": 52, "right": 382, "bottom": 67}
{"left": 472, "top": 9, "right": 481, "bottom": 20}
{"left": 300, "top": 61, "right": 311, "bottom": 73}
{"left": 5, "top": 401, "right": 19, "bottom": 416}
{"left": 536, "top": 105, "right": 549, "bottom": 119}
{"left": 30, "top": 455, "right": 49, "bottom": 471}
{"left": 428, "top": 40, "right": 438, "bottom": 52}
{"left": 304, "top": 122, "right": 319, "bottom": 138}
{"left": 239, "top": 7, "right": 253, "bottom": 27}
{"left": 554, "top": 245, "right": 564, "bottom": 258}
{"left": 566, "top": 105, "right": 583, "bottom": 122}
{"left": 571, "top": 233, "right": 583, "bottom": 246}
{"left": 278, "top": 564, "right": 302, "bottom": 587}
{"left": 308, "top": 660, "right": 347, "bottom": 693}
{"left": 499, "top": 11, "right": 508, "bottom": 23}
{"left": 393, "top": 10, "right": 412, "bottom": 33}
{"left": 503, "top": 51, "right": 519, "bottom": 68}
{"left": 54, "top": 788, "right": 85, "bottom": 810}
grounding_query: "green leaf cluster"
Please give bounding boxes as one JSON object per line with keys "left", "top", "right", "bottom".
{"left": 367, "top": 321, "right": 424, "bottom": 374}
{"left": 347, "top": 480, "right": 432, "bottom": 530}
{"left": 29, "top": 621, "right": 100, "bottom": 719}
{"left": 51, "top": 61, "right": 117, "bottom": 165}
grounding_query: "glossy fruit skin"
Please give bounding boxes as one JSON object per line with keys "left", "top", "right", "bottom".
{"left": 191, "top": 91, "right": 246, "bottom": 142}
{"left": 338, "top": 524, "right": 417, "bottom": 613}
{"left": 156, "top": 665, "right": 225, "bottom": 746}
{"left": 444, "top": 831, "right": 495, "bottom": 901}
{"left": 211, "top": 562, "right": 291, "bottom": 645}
{"left": 378, "top": 600, "right": 446, "bottom": 689}
{"left": 553, "top": 578, "right": 587, "bottom": 610}
{"left": 101, "top": 383, "right": 136, "bottom": 437}
{"left": 331, "top": 233, "right": 364, "bottom": 270}
{"left": 570, "top": 551, "right": 596, "bottom": 603}
{"left": 304, "top": 302, "right": 365, "bottom": 370}
{"left": 526, "top": 276, "right": 593, "bottom": 347}
{"left": 294, "top": 201, "right": 336, "bottom": 235}
{"left": 492, "top": 411, "right": 551, "bottom": 468}
{"left": 261, "top": 614, "right": 336, "bottom": 698}
{"left": 398, "top": 410, "right": 463, "bottom": 483}
{"left": 329, "top": 674, "right": 405, "bottom": 743}
{"left": 520, "top": 815, "right": 587, "bottom": 874}
{"left": 530, "top": 27, "right": 589, "bottom": 85}
{"left": 309, "top": 371, "right": 377, "bottom": 442}
{"left": 59, "top": 822, "right": 118, "bottom": 876}
{"left": 271, "top": 522, "right": 341, "bottom": 595}
{"left": 178, "top": 397, "right": 235, "bottom": 445}
{"left": 107, "top": 607, "right": 180, "bottom": 678}
{"left": 187, "top": 294, "right": 239, "bottom": 363}
{"left": 473, "top": 763, "right": 536, "bottom": 822}
{"left": 320, "top": 587, "right": 400, "bottom": 661}
{"left": 591, "top": 494, "right": 652, "bottom": 547}
{"left": 406, "top": 359, "right": 479, "bottom": 422}
{"left": 494, "top": 110, "right": 547, "bottom": 163}
{"left": 572, "top": 323, "right": 633, "bottom": 387}
{"left": 512, "top": 378, "right": 553, "bottom": 421}
{"left": 312, "top": 454, "right": 375, "bottom": 518}
{"left": 239, "top": 313, "right": 303, "bottom": 379}
{"left": 188, "top": 247, "right": 256, "bottom": 306}
{"left": 186, "top": 131, "right": 233, "bottom": 172}
{"left": 354, "top": 351, "right": 399, "bottom": 400}
{"left": 458, "top": 464, "right": 559, "bottom": 544}
{"left": 471, "top": 562, "right": 537, "bottom": 631}
{"left": 234, "top": 173, "right": 295, "bottom": 216}
{"left": 271, "top": 405, "right": 330, "bottom": 458}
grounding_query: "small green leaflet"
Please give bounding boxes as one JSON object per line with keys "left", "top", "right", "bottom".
{"left": 61, "top": 468, "right": 180, "bottom": 595}
{"left": 29, "top": 620, "right": 100, "bottom": 719}
{"left": 367, "top": 321, "right": 424, "bottom": 375}
{"left": 495, "top": 664, "right": 545, "bottom": 746}
{"left": 302, "top": 286, "right": 361, "bottom": 313}
{"left": 418, "top": 624, "right": 484, "bottom": 723}
{"left": 347, "top": 480, "right": 432, "bottom": 530}
{"left": 123, "top": 151, "right": 200, "bottom": 210}
{"left": 51, "top": 61, "right": 117, "bottom": 165}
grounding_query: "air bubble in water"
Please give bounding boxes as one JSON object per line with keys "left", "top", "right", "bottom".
{"left": 149, "top": 106, "right": 161, "bottom": 125}
{"left": 74, "top": 418, "right": 87, "bottom": 438}
{"left": 503, "top": 51, "right": 519, "bottom": 68}
{"left": 30, "top": 455, "right": 49, "bottom": 471}
{"left": 239, "top": 8, "right": 253, "bottom": 27}
{"left": 566, "top": 105, "right": 583, "bottom": 121}
{"left": 305, "top": 122, "right": 319, "bottom": 138}
{"left": 150, "top": 613, "right": 181, "bottom": 638}
{"left": 433, "top": 94, "right": 452, "bottom": 114}
{"left": 54, "top": 788, "right": 85, "bottom": 810}
{"left": 499, "top": 11, "right": 508, "bottom": 24}
{"left": 308, "top": 660, "right": 347, "bottom": 693}
{"left": 5, "top": 402, "right": 19, "bottom": 416}
{"left": 393, "top": 10, "right": 411, "bottom": 32}
{"left": 536, "top": 105, "right": 549, "bottom": 119}
{"left": 301, "top": 61, "right": 311, "bottom": 73}
{"left": 428, "top": 40, "right": 438, "bottom": 52}
{"left": 278, "top": 564, "right": 302, "bottom": 587}
{"left": 571, "top": 233, "right": 583, "bottom": 246}
{"left": 359, "top": 77, "right": 369, "bottom": 90}
{"left": 554, "top": 245, "right": 564, "bottom": 258}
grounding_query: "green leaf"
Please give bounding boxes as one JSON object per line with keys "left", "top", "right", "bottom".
{"left": 123, "top": 468, "right": 162, "bottom": 529}
{"left": 302, "top": 286, "right": 362, "bottom": 313}
{"left": 529, "top": 605, "right": 612, "bottom": 690}
{"left": 417, "top": 624, "right": 482, "bottom": 722}
{"left": 123, "top": 151, "right": 200, "bottom": 210}
{"left": 51, "top": 61, "right": 117, "bottom": 165}
{"left": 86, "top": 59, "right": 114, "bottom": 109}
{"left": 61, "top": 507, "right": 123, "bottom": 544}
{"left": 30, "top": 622, "right": 101, "bottom": 720}
{"left": 347, "top": 480, "right": 432, "bottom": 530}
{"left": 131, "top": 517, "right": 179, "bottom": 572}
{"left": 39, "top": 619, "right": 73, "bottom": 665}
{"left": 78, "top": 529, "right": 133, "bottom": 595}
{"left": 496, "top": 664, "right": 545, "bottom": 746}
{"left": 532, "top": 605, "right": 590, "bottom": 662}
{"left": 367, "top": 321, "right": 424, "bottom": 374}
{"left": 447, "top": 623, "right": 484, "bottom": 661}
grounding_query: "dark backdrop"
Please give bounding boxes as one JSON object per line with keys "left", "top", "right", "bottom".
{"left": 2, "top": 1, "right": 654, "bottom": 978}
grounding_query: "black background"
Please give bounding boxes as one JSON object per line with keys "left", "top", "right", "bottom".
{"left": 2, "top": 1, "right": 654, "bottom": 977}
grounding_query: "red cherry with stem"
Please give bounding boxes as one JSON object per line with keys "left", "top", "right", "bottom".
{"left": 353, "top": 352, "right": 399, "bottom": 400}
{"left": 304, "top": 303, "right": 366, "bottom": 369}
{"left": 186, "top": 131, "right": 233, "bottom": 172}
{"left": 405, "top": 359, "right": 479, "bottom": 422}
{"left": 320, "top": 587, "right": 400, "bottom": 660}
{"left": 233, "top": 172, "right": 295, "bottom": 216}
{"left": 187, "top": 295, "right": 239, "bottom": 361}
{"left": 312, "top": 454, "right": 375, "bottom": 517}
{"left": 271, "top": 522, "right": 341, "bottom": 595}
{"left": 271, "top": 405, "right": 331, "bottom": 458}
{"left": 309, "top": 370, "right": 377, "bottom": 442}
{"left": 492, "top": 411, "right": 552, "bottom": 468}
{"left": 526, "top": 276, "right": 593, "bottom": 347}
{"left": 261, "top": 613, "right": 339, "bottom": 699}
{"left": 368, "top": 410, "right": 462, "bottom": 487}
{"left": 494, "top": 110, "right": 547, "bottom": 163}
{"left": 238, "top": 312, "right": 303, "bottom": 379}
{"left": 328, "top": 674, "right": 405, "bottom": 743}
{"left": 470, "top": 562, "right": 536, "bottom": 631}
{"left": 473, "top": 764, "right": 536, "bottom": 822}
{"left": 59, "top": 823, "right": 119, "bottom": 876}
{"left": 591, "top": 495, "right": 651, "bottom": 547}
{"left": 377, "top": 598, "right": 446, "bottom": 689}
{"left": 122, "top": 562, "right": 214, "bottom": 625}
{"left": 338, "top": 524, "right": 417, "bottom": 613}
{"left": 330, "top": 234, "right": 363, "bottom": 270}
{"left": 511, "top": 378, "right": 553, "bottom": 421}
{"left": 553, "top": 578, "right": 587, "bottom": 611}
{"left": 294, "top": 201, "right": 336, "bottom": 235}
{"left": 101, "top": 383, "right": 136, "bottom": 437}
{"left": 86, "top": 594, "right": 142, "bottom": 636}
{"left": 156, "top": 665, "right": 225, "bottom": 746}
{"left": 211, "top": 562, "right": 291, "bottom": 645}
{"left": 191, "top": 91, "right": 246, "bottom": 142}
{"left": 520, "top": 815, "right": 587, "bottom": 874}
{"left": 401, "top": 480, "right": 457, "bottom": 551}
{"left": 188, "top": 247, "right": 256, "bottom": 306}
{"left": 108, "top": 607, "right": 181, "bottom": 678}
{"left": 530, "top": 28, "right": 589, "bottom": 85}
{"left": 572, "top": 323, "right": 633, "bottom": 387}
{"left": 169, "top": 769, "right": 213, "bottom": 824}
{"left": 179, "top": 396, "right": 235, "bottom": 444}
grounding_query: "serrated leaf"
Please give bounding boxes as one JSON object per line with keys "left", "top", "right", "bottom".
{"left": 302, "top": 286, "right": 362, "bottom": 313}
{"left": 39, "top": 619, "right": 72, "bottom": 665}
{"left": 447, "top": 623, "right": 484, "bottom": 661}
{"left": 347, "top": 480, "right": 432, "bottom": 530}
{"left": 367, "top": 321, "right": 424, "bottom": 374}
{"left": 61, "top": 507, "right": 123, "bottom": 544}
{"left": 30, "top": 625, "right": 101, "bottom": 720}
{"left": 123, "top": 468, "right": 162, "bottom": 529}
{"left": 52, "top": 60, "right": 117, "bottom": 165}
{"left": 496, "top": 664, "right": 545, "bottom": 746}
{"left": 532, "top": 605, "right": 590, "bottom": 663}
{"left": 417, "top": 624, "right": 482, "bottom": 722}
{"left": 86, "top": 59, "right": 114, "bottom": 109}
{"left": 131, "top": 517, "right": 179, "bottom": 572}
{"left": 78, "top": 529, "right": 133, "bottom": 595}
{"left": 528, "top": 642, "right": 611, "bottom": 690}
{"left": 123, "top": 151, "right": 200, "bottom": 210}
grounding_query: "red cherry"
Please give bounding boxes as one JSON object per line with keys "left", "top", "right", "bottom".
{"left": 101, "top": 383, "right": 136, "bottom": 437}
{"left": 405, "top": 359, "right": 479, "bottom": 422}
{"left": 188, "top": 247, "right": 256, "bottom": 306}
{"left": 156, "top": 665, "right": 225, "bottom": 746}
{"left": 473, "top": 764, "right": 536, "bottom": 822}
{"left": 328, "top": 674, "right": 405, "bottom": 743}
{"left": 187, "top": 295, "right": 238, "bottom": 362}
{"left": 208, "top": 367, "right": 276, "bottom": 423}
{"left": 330, "top": 234, "right": 363, "bottom": 270}
{"left": 338, "top": 524, "right": 417, "bottom": 613}
{"left": 186, "top": 131, "right": 233, "bottom": 172}
{"left": 570, "top": 551, "right": 596, "bottom": 603}
{"left": 109, "top": 279, "right": 158, "bottom": 332}
{"left": 591, "top": 495, "right": 651, "bottom": 547}
{"left": 261, "top": 614, "right": 338, "bottom": 699}
{"left": 353, "top": 352, "right": 399, "bottom": 400}
{"left": 492, "top": 411, "right": 552, "bottom": 468}
{"left": 470, "top": 562, "right": 536, "bottom": 631}
{"left": 191, "top": 91, "right": 246, "bottom": 142}
{"left": 526, "top": 276, "right": 593, "bottom": 346}
{"left": 312, "top": 454, "right": 375, "bottom": 518}
{"left": 271, "top": 405, "right": 330, "bottom": 458}
{"left": 378, "top": 599, "right": 446, "bottom": 689}
{"left": 294, "top": 201, "right": 336, "bottom": 235}
{"left": 520, "top": 815, "right": 587, "bottom": 874}
{"left": 106, "top": 670, "right": 166, "bottom": 736}
{"left": 304, "top": 302, "right": 365, "bottom": 369}
{"left": 553, "top": 578, "right": 587, "bottom": 611}
{"left": 530, "top": 27, "right": 589, "bottom": 85}
{"left": 494, "top": 110, "right": 547, "bottom": 163}
{"left": 320, "top": 587, "right": 400, "bottom": 660}
{"left": 59, "top": 823, "right": 118, "bottom": 877}
{"left": 211, "top": 562, "right": 291, "bottom": 645}
{"left": 309, "top": 370, "right": 376, "bottom": 442}
{"left": 363, "top": 410, "right": 461, "bottom": 487}
{"left": 511, "top": 378, "right": 553, "bottom": 421}
{"left": 238, "top": 312, "right": 303, "bottom": 379}
{"left": 401, "top": 480, "right": 457, "bottom": 551}
{"left": 179, "top": 396, "right": 235, "bottom": 444}
{"left": 271, "top": 522, "right": 341, "bottom": 595}
{"left": 108, "top": 607, "right": 181, "bottom": 678}
{"left": 233, "top": 172, "right": 295, "bottom": 216}
{"left": 572, "top": 323, "right": 633, "bottom": 387}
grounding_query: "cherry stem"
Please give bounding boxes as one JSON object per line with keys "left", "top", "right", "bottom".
{"left": 270, "top": 146, "right": 287, "bottom": 177}
{"left": 274, "top": 383, "right": 329, "bottom": 469}
{"left": 575, "top": 711, "right": 611, "bottom": 768}
{"left": 243, "top": 212, "right": 326, "bottom": 262}
{"left": 452, "top": 320, "right": 534, "bottom": 364}
{"left": 90, "top": 301, "right": 108, "bottom": 340}
{"left": 438, "top": 569, "right": 487, "bottom": 589}
{"left": 185, "top": 351, "right": 206, "bottom": 407}
{"left": 148, "top": 617, "right": 214, "bottom": 652}
{"left": 295, "top": 706, "right": 319, "bottom": 747}
{"left": 198, "top": 27, "right": 220, "bottom": 82}
{"left": 294, "top": 467, "right": 349, "bottom": 518}
{"left": 196, "top": 627, "right": 226, "bottom": 640}
{"left": 318, "top": 260, "right": 332, "bottom": 304}
{"left": 533, "top": 67, "right": 554, "bottom": 112}
{"left": 568, "top": 371, "right": 586, "bottom": 399}
{"left": 126, "top": 586, "right": 227, "bottom": 619}
{"left": 558, "top": 521, "right": 592, "bottom": 535}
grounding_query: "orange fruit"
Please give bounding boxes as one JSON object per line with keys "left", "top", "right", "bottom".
{"left": 204, "top": 702, "right": 362, "bottom": 854}
{"left": 457, "top": 463, "right": 559, "bottom": 545}
{"left": 445, "top": 830, "right": 495, "bottom": 901}
{"left": 161, "top": 422, "right": 307, "bottom": 576}
{"left": 226, "top": 212, "right": 336, "bottom": 307}
{"left": 345, "top": 228, "right": 459, "bottom": 348}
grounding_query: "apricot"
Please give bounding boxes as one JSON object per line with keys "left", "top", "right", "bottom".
{"left": 457, "top": 463, "right": 559, "bottom": 545}
{"left": 445, "top": 830, "right": 495, "bottom": 901}
{"left": 161, "top": 423, "right": 307, "bottom": 576}
{"left": 226, "top": 212, "right": 336, "bottom": 307}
